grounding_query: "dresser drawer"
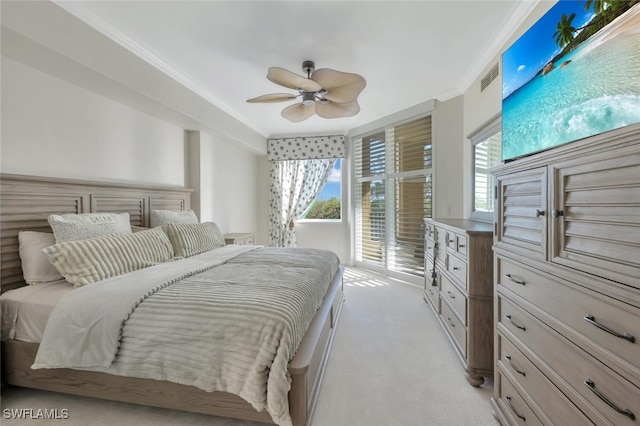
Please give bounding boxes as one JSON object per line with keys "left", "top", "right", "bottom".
{"left": 424, "top": 279, "right": 440, "bottom": 313}
{"left": 498, "top": 295, "right": 640, "bottom": 426}
{"left": 445, "top": 230, "right": 467, "bottom": 260}
{"left": 426, "top": 222, "right": 436, "bottom": 240}
{"left": 224, "top": 233, "right": 255, "bottom": 245}
{"left": 496, "top": 371, "right": 544, "bottom": 426}
{"left": 426, "top": 239, "right": 436, "bottom": 260}
{"left": 497, "top": 256, "right": 640, "bottom": 376}
{"left": 440, "top": 299, "right": 466, "bottom": 356}
{"left": 440, "top": 273, "right": 466, "bottom": 324}
{"left": 498, "top": 333, "right": 594, "bottom": 425}
{"left": 446, "top": 253, "right": 467, "bottom": 289}
{"left": 456, "top": 234, "right": 467, "bottom": 258}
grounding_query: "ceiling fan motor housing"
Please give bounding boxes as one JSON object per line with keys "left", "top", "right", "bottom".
{"left": 302, "top": 92, "right": 316, "bottom": 106}
{"left": 302, "top": 60, "right": 315, "bottom": 76}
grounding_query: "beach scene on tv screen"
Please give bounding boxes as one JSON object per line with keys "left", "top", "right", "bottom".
{"left": 502, "top": 0, "right": 640, "bottom": 161}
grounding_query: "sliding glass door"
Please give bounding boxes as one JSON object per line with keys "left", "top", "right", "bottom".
{"left": 354, "top": 116, "right": 433, "bottom": 277}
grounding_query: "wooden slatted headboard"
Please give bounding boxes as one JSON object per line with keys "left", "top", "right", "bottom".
{"left": 0, "top": 173, "right": 192, "bottom": 293}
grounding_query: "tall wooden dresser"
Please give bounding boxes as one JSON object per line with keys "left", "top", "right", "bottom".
{"left": 423, "top": 218, "right": 494, "bottom": 386}
{"left": 491, "top": 124, "right": 640, "bottom": 425}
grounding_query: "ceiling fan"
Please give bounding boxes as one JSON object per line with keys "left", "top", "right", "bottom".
{"left": 246, "top": 60, "right": 366, "bottom": 122}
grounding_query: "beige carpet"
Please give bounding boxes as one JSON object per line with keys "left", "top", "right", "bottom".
{"left": 1, "top": 267, "right": 498, "bottom": 426}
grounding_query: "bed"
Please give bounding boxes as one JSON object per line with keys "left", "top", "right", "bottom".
{"left": 0, "top": 173, "right": 344, "bottom": 426}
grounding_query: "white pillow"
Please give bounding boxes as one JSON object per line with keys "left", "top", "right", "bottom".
{"left": 150, "top": 209, "right": 198, "bottom": 228}
{"left": 48, "top": 213, "right": 132, "bottom": 243}
{"left": 43, "top": 227, "right": 174, "bottom": 288}
{"left": 18, "top": 231, "right": 64, "bottom": 285}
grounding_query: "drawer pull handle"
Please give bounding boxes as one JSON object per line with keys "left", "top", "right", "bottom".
{"left": 458, "top": 244, "right": 465, "bottom": 248}
{"left": 505, "top": 396, "right": 526, "bottom": 421}
{"left": 505, "top": 273, "right": 526, "bottom": 285}
{"left": 447, "top": 317, "right": 455, "bottom": 328}
{"left": 505, "top": 355, "right": 526, "bottom": 376}
{"left": 584, "top": 379, "right": 635, "bottom": 420}
{"left": 552, "top": 209, "right": 564, "bottom": 217}
{"left": 449, "top": 239, "right": 455, "bottom": 243}
{"left": 584, "top": 314, "right": 635, "bottom": 343}
{"left": 452, "top": 267, "right": 460, "bottom": 271}
{"left": 535, "top": 209, "right": 545, "bottom": 217}
{"left": 505, "top": 314, "right": 526, "bottom": 331}
{"left": 447, "top": 291, "right": 455, "bottom": 299}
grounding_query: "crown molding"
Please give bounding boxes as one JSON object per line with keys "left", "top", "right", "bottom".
{"left": 52, "top": 1, "right": 268, "bottom": 137}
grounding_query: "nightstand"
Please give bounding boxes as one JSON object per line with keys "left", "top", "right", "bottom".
{"left": 223, "top": 233, "right": 255, "bottom": 245}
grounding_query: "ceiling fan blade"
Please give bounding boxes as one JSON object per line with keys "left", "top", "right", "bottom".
{"left": 246, "top": 93, "right": 297, "bottom": 103}
{"left": 281, "top": 103, "right": 317, "bottom": 122}
{"left": 268, "top": 67, "right": 322, "bottom": 92}
{"left": 316, "top": 100, "right": 360, "bottom": 119}
{"left": 311, "top": 68, "right": 366, "bottom": 103}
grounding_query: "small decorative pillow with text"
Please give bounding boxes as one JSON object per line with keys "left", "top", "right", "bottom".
{"left": 18, "top": 231, "right": 64, "bottom": 285}
{"left": 150, "top": 209, "right": 198, "bottom": 228}
{"left": 163, "top": 222, "right": 225, "bottom": 258}
{"left": 42, "top": 227, "right": 174, "bottom": 288}
{"left": 48, "top": 212, "right": 132, "bottom": 243}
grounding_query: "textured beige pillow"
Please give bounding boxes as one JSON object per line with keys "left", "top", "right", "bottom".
{"left": 163, "top": 222, "right": 225, "bottom": 258}
{"left": 43, "top": 227, "right": 174, "bottom": 288}
{"left": 48, "top": 212, "right": 132, "bottom": 243}
{"left": 18, "top": 231, "right": 64, "bottom": 284}
{"left": 150, "top": 209, "right": 198, "bottom": 228}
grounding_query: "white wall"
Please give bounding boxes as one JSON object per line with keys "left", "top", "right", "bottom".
{"left": 197, "top": 131, "right": 259, "bottom": 236}
{"left": 1, "top": 56, "right": 262, "bottom": 239}
{"left": 433, "top": 96, "right": 464, "bottom": 219}
{"left": 256, "top": 156, "right": 271, "bottom": 246}
{"left": 1, "top": 57, "right": 185, "bottom": 186}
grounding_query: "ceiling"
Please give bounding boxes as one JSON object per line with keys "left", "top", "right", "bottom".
{"left": 15, "top": 1, "right": 537, "bottom": 139}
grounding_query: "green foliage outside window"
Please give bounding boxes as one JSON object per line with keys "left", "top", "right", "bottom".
{"left": 301, "top": 197, "right": 341, "bottom": 219}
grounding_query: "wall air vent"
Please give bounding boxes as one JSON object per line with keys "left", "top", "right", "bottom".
{"left": 481, "top": 63, "right": 499, "bottom": 92}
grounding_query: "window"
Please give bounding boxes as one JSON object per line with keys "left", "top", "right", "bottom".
{"left": 355, "top": 116, "right": 433, "bottom": 277}
{"left": 299, "top": 159, "right": 342, "bottom": 220}
{"left": 470, "top": 115, "right": 501, "bottom": 222}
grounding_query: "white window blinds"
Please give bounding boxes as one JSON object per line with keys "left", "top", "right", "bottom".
{"left": 473, "top": 132, "right": 501, "bottom": 213}
{"left": 355, "top": 116, "right": 433, "bottom": 277}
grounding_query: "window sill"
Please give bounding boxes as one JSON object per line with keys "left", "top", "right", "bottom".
{"left": 296, "top": 219, "right": 343, "bottom": 224}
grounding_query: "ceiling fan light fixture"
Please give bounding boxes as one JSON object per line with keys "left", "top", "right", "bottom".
{"left": 301, "top": 92, "right": 316, "bottom": 106}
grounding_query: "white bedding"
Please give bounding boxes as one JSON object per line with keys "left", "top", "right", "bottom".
{"left": 0, "top": 280, "right": 73, "bottom": 342}
{"left": 30, "top": 245, "right": 340, "bottom": 426}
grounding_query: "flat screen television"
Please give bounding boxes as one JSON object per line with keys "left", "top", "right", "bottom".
{"left": 501, "top": 0, "right": 640, "bottom": 161}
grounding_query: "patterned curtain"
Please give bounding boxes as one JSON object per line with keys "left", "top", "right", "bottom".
{"left": 269, "top": 158, "right": 337, "bottom": 247}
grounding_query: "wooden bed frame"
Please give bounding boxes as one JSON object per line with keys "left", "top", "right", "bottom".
{"left": 0, "top": 173, "right": 345, "bottom": 426}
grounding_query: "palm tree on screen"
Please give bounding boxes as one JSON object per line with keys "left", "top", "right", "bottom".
{"left": 585, "top": 0, "right": 607, "bottom": 14}
{"left": 553, "top": 13, "right": 577, "bottom": 48}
